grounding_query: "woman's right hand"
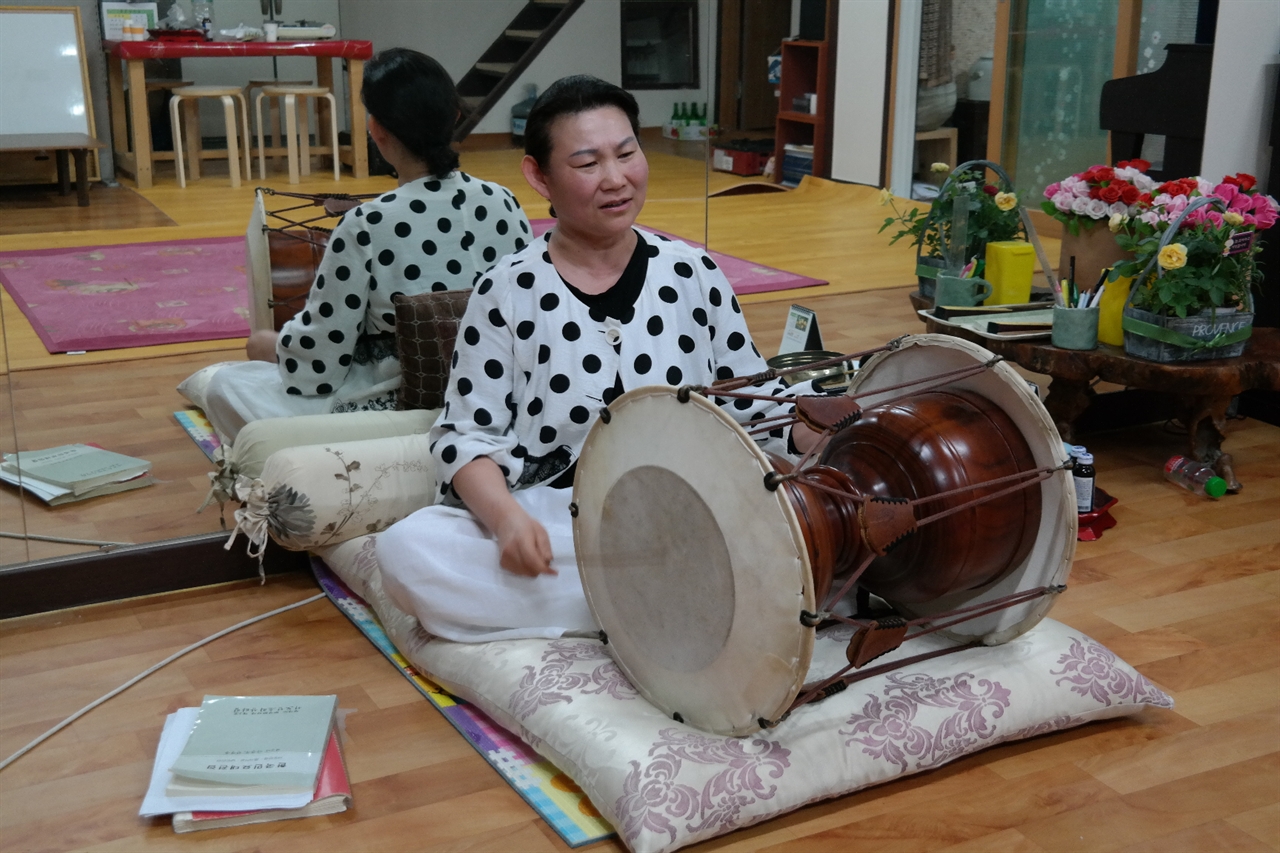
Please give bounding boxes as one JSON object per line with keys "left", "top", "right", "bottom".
{"left": 452, "top": 456, "right": 557, "bottom": 577}
{"left": 495, "top": 508, "right": 556, "bottom": 577}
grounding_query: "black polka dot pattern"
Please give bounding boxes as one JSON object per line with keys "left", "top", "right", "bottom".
{"left": 271, "top": 172, "right": 529, "bottom": 400}
{"left": 427, "top": 232, "right": 795, "bottom": 494}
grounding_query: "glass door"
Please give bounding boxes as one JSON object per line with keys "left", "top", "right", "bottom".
{"left": 999, "top": 0, "right": 1120, "bottom": 201}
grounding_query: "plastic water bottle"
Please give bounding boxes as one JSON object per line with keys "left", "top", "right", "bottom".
{"left": 1073, "top": 452, "right": 1095, "bottom": 513}
{"left": 1163, "top": 455, "right": 1228, "bottom": 499}
{"left": 193, "top": 0, "right": 213, "bottom": 40}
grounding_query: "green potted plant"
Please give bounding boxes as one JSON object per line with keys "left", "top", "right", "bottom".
{"left": 1109, "top": 173, "right": 1277, "bottom": 362}
{"left": 879, "top": 160, "right": 1025, "bottom": 297}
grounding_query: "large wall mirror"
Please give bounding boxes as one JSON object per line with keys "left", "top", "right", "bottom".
{"left": 0, "top": 0, "right": 713, "bottom": 570}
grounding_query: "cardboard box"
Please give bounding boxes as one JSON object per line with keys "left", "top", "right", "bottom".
{"left": 712, "top": 147, "right": 768, "bottom": 176}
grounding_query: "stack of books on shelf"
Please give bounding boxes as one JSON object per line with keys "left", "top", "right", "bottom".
{"left": 781, "top": 143, "right": 815, "bottom": 188}
{"left": 0, "top": 444, "right": 153, "bottom": 505}
{"left": 141, "top": 694, "right": 352, "bottom": 833}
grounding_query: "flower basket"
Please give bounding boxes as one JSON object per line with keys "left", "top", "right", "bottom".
{"left": 1120, "top": 196, "right": 1254, "bottom": 362}
{"left": 878, "top": 159, "right": 1024, "bottom": 296}
{"left": 1121, "top": 305, "right": 1253, "bottom": 362}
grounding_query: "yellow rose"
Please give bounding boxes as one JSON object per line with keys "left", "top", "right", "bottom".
{"left": 1223, "top": 211, "right": 1244, "bottom": 227}
{"left": 1158, "top": 243, "right": 1188, "bottom": 271}
{"left": 930, "top": 162, "right": 950, "bottom": 173}
{"left": 1108, "top": 212, "right": 1129, "bottom": 233}
{"left": 879, "top": 187, "right": 893, "bottom": 206}
{"left": 994, "top": 191, "right": 1017, "bottom": 212}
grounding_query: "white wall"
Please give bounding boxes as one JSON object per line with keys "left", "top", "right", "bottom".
{"left": 830, "top": 0, "right": 890, "bottom": 186}
{"left": 1201, "top": 0, "right": 1280, "bottom": 186}
{"left": 337, "top": 0, "right": 715, "bottom": 133}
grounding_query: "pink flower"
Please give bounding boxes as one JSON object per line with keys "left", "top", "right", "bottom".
{"left": 1044, "top": 182, "right": 1062, "bottom": 198}
{"left": 1249, "top": 193, "right": 1274, "bottom": 213}
{"left": 1071, "top": 196, "right": 1092, "bottom": 216}
{"left": 1206, "top": 211, "right": 1224, "bottom": 227}
{"left": 1243, "top": 213, "right": 1258, "bottom": 227}
{"left": 1229, "top": 192, "right": 1252, "bottom": 213}
{"left": 1255, "top": 207, "right": 1278, "bottom": 229}
{"left": 1213, "top": 183, "right": 1240, "bottom": 205}
{"left": 1108, "top": 201, "right": 1129, "bottom": 216}
{"left": 1072, "top": 180, "right": 1092, "bottom": 199}
{"left": 1086, "top": 198, "right": 1110, "bottom": 219}
{"left": 1053, "top": 191, "right": 1075, "bottom": 212}
{"left": 1140, "top": 210, "right": 1161, "bottom": 227}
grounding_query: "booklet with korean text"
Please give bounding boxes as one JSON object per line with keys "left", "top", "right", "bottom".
{"left": 172, "top": 730, "right": 351, "bottom": 832}
{"left": 165, "top": 695, "right": 338, "bottom": 798}
{"left": 1, "top": 444, "right": 151, "bottom": 496}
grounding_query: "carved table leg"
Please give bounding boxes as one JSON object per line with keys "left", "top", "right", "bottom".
{"left": 1042, "top": 376, "right": 1094, "bottom": 443}
{"left": 1183, "top": 394, "right": 1240, "bottom": 493}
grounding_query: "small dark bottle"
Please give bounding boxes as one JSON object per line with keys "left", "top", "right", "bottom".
{"left": 1073, "top": 452, "right": 1096, "bottom": 513}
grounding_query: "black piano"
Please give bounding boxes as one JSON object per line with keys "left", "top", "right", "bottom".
{"left": 1099, "top": 43, "right": 1213, "bottom": 182}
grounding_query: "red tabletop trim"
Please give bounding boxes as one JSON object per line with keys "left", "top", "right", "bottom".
{"left": 106, "top": 39, "right": 373, "bottom": 60}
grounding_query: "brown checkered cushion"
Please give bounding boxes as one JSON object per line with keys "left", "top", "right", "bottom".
{"left": 394, "top": 290, "right": 471, "bottom": 411}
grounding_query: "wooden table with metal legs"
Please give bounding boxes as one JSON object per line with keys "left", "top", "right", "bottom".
{"left": 104, "top": 39, "right": 372, "bottom": 189}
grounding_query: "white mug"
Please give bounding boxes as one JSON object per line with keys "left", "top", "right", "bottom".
{"left": 263, "top": 22, "right": 279, "bottom": 42}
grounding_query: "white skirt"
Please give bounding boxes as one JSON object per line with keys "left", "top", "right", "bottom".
{"left": 203, "top": 357, "right": 401, "bottom": 442}
{"left": 376, "top": 485, "right": 598, "bottom": 643}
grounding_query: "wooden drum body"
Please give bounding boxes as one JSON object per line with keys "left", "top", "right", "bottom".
{"left": 572, "top": 335, "right": 1075, "bottom": 736}
{"left": 246, "top": 188, "right": 362, "bottom": 332}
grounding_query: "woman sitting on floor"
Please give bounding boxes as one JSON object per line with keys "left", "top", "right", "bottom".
{"left": 205, "top": 48, "right": 531, "bottom": 442}
{"left": 377, "top": 75, "right": 822, "bottom": 643}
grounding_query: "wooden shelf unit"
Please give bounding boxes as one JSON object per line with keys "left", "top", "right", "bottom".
{"left": 773, "top": 39, "right": 831, "bottom": 183}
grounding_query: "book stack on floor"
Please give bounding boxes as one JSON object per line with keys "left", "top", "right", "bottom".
{"left": 781, "top": 143, "right": 814, "bottom": 188}
{"left": 0, "top": 444, "right": 153, "bottom": 505}
{"left": 141, "top": 694, "right": 352, "bottom": 832}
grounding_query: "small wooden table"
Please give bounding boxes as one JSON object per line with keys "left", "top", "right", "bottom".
{"left": 909, "top": 292, "right": 1280, "bottom": 491}
{"left": 103, "top": 39, "right": 373, "bottom": 189}
{"left": 0, "top": 133, "right": 104, "bottom": 206}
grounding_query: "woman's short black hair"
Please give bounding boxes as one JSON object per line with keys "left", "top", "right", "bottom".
{"left": 362, "top": 48, "right": 461, "bottom": 179}
{"left": 524, "top": 75, "right": 641, "bottom": 169}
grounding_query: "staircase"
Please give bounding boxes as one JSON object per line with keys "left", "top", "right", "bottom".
{"left": 453, "top": 0, "right": 585, "bottom": 141}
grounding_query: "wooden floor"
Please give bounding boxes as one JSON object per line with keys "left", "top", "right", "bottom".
{"left": 1, "top": 285, "right": 1278, "bottom": 851}
{"left": 1, "top": 147, "right": 1277, "bottom": 852}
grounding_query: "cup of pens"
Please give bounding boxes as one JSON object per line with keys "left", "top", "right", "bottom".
{"left": 1052, "top": 304, "right": 1099, "bottom": 350}
{"left": 1052, "top": 257, "right": 1101, "bottom": 350}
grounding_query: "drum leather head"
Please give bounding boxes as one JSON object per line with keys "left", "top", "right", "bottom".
{"left": 573, "top": 387, "right": 815, "bottom": 737}
{"left": 848, "top": 335, "right": 1075, "bottom": 643}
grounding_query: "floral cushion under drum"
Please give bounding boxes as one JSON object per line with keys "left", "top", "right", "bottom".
{"left": 318, "top": 534, "right": 1173, "bottom": 853}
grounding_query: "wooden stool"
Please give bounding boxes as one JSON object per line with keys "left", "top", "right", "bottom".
{"left": 168, "top": 85, "right": 252, "bottom": 188}
{"left": 244, "top": 79, "right": 311, "bottom": 171}
{"left": 255, "top": 84, "right": 340, "bottom": 183}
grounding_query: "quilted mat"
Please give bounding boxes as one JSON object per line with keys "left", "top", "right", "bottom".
{"left": 317, "top": 534, "right": 1173, "bottom": 853}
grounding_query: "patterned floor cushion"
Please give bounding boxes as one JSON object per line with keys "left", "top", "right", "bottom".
{"left": 319, "top": 534, "right": 1173, "bottom": 853}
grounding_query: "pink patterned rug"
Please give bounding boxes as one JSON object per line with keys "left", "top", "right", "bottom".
{"left": 0, "top": 237, "right": 249, "bottom": 353}
{"left": 529, "top": 220, "right": 825, "bottom": 295}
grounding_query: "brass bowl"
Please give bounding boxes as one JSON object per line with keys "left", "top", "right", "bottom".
{"left": 766, "top": 350, "right": 852, "bottom": 390}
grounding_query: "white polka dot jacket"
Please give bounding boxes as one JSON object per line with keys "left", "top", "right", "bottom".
{"left": 276, "top": 172, "right": 532, "bottom": 404}
{"left": 429, "top": 229, "right": 800, "bottom": 500}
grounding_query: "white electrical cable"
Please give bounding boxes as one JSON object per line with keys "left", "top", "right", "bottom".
{"left": 0, "top": 531, "right": 131, "bottom": 548}
{"left": 0, "top": 591, "right": 327, "bottom": 772}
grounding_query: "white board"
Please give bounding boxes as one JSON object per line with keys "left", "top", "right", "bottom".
{"left": 0, "top": 8, "right": 91, "bottom": 135}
